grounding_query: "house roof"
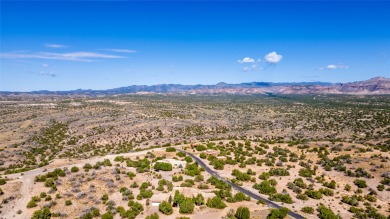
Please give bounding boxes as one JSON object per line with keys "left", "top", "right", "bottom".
{"left": 150, "top": 193, "right": 169, "bottom": 202}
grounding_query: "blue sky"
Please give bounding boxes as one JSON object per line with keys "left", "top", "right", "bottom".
{"left": 1, "top": 1, "right": 389, "bottom": 91}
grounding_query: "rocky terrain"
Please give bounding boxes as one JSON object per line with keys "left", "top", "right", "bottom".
{"left": 0, "top": 93, "right": 389, "bottom": 219}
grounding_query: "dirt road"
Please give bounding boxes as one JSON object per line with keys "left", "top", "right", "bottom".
{"left": 1, "top": 148, "right": 165, "bottom": 219}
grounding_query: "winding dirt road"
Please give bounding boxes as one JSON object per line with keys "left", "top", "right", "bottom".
{"left": 1, "top": 148, "right": 165, "bottom": 219}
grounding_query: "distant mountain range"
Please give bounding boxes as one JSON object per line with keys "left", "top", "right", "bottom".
{"left": 2, "top": 77, "right": 390, "bottom": 95}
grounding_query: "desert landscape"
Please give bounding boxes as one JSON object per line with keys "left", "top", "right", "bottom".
{"left": 1, "top": 1, "right": 390, "bottom": 218}
{"left": 0, "top": 94, "right": 389, "bottom": 219}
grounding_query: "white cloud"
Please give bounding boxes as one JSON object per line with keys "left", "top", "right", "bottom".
{"left": 45, "top": 43, "right": 68, "bottom": 48}
{"left": 0, "top": 51, "right": 124, "bottom": 62}
{"left": 319, "top": 64, "right": 350, "bottom": 70}
{"left": 102, "top": 49, "right": 137, "bottom": 53}
{"left": 264, "top": 52, "right": 283, "bottom": 64}
{"left": 238, "top": 57, "right": 255, "bottom": 63}
{"left": 326, "top": 64, "right": 338, "bottom": 69}
{"left": 42, "top": 64, "right": 49, "bottom": 67}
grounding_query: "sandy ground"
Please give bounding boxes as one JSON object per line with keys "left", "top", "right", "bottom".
{"left": 1, "top": 145, "right": 292, "bottom": 219}
{"left": 189, "top": 141, "right": 390, "bottom": 219}
{"left": 1, "top": 148, "right": 166, "bottom": 219}
{"left": 1, "top": 140, "right": 389, "bottom": 219}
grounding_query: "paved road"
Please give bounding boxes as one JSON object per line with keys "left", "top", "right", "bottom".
{"left": 179, "top": 149, "right": 305, "bottom": 219}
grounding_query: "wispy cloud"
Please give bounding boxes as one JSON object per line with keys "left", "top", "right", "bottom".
{"left": 319, "top": 64, "right": 350, "bottom": 70}
{"left": 45, "top": 43, "right": 68, "bottom": 48}
{"left": 102, "top": 49, "right": 137, "bottom": 53}
{"left": 25, "top": 68, "right": 57, "bottom": 77}
{"left": 243, "top": 64, "right": 263, "bottom": 72}
{"left": 38, "top": 71, "right": 57, "bottom": 77}
{"left": 238, "top": 57, "right": 255, "bottom": 63}
{"left": 1, "top": 51, "right": 125, "bottom": 62}
{"left": 42, "top": 63, "right": 49, "bottom": 67}
{"left": 264, "top": 52, "right": 283, "bottom": 64}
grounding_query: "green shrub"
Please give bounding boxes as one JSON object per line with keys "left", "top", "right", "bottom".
{"left": 139, "top": 189, "right": 153, "bottom": 199}
{"left": 212, "top": 159, "right": 225, "bottom": 170}
{"left": 193, "top": 193, "right": 205, "bottom": 206}
{"left": 159, "top": 201, "right": 173, "bottom": 215}
{"left": 269, "top": 193, "right": 293, "bottom": 204}
{"left": 101, "top": 194, "right": 109, "bottom": 201}
{"left": 305, "top": 190, "right": 322, "bottom": 199}
{"left": 44, "top": 178, "right": 55, "bottom": 187}
{"left": 296, "top": 194, "right": 309, "bottom": 200}
{"left": 195, "top": 175, "right": 204, "bottom": 182}
{"left": 317, "top": 204, "right": 339, "bottom": 219}
{"left": 27, "top": 200, "right": 37, "bottom": 208}
{"left": 253, "top": 180, "right": 277, "bottom": 195}
{"left": 341, "top": 195, "right": 359, "bottom": 206}
{"left": 0, "top": 178, "right": 6, "bottom": 185}
{"left": 185, "top": 163, "right": 200, "bottom": 176}
{"left": 235, "top": 206, "right": 250, "bottom": 219}
{"left": 257, "top": 199, "right": 266, "bottom": 205}
{"left": 293, "top": 178, "right": 307, "bottom": 189}
{"left": 127, "top": 171, "right": 136, "bottom": 179}
{"left": 39, "top": 192, "right": 47, "bottom": 198}
{"left": 266, "top": 207, "right": 289, "bottom": 219}
{"left": 101, "top": 212, "right": 113, "bottom": 219}
{"left": 27, "top": 196, "right": 41, "bottom": 208}
{"left": 83, "top": 163, "right": 92, "bottom": 171}
{"left": 259, "top": 172, "right": 270, "bottom": 180}
{"left": 365, "top": 194, "right": 376, "bottom": 202}
{"left": 353, "top": 179, "right": 367, "bottom": 188}
{"left": 206, "top": 196, "right": 227, "bottom": 209}
{"left": 185, "top": 156, "right": 193, "bottom": 163}
{"left": 207, "top": 176, "right": 230, "bottom": 190}
{"left": 299, "top": 168, "right": 314, "bottom": 177}
{"left": 232, "top": 192, "right": 249, "bottom": 202}
{"left": 172, "top": 175, "right": 183, "bottom": 182}
{"left": 232, "top": 169, "right": 251, "bottom": 181}
{"left": 154, "top": 162, "right": 173, "bottom": 171}
{"left": 145, "top": 213, "right": 159, "bottom": 219}
{"left": 71, "top": 166, "right": 79, "bottom": 173}
{"left": 269, "top": 168, "right": 290, "bottom": 176}
{"left": 301, "top": 206, "right": 314, "bottom": 214}
{"left": 177, "top": 152, "right": 186, "bottom": 157}
{"left": 128, "top": 201, "right": 144, "bottom": 216}
{"left": 166, "top": 147, "right": 176, "bottom": 152}
{"left": 173, "top": 190, "right": 185, "bottom": 207}
{"left": 196, "top": 145, "right": 207, "bottom": 151}
{"left": 319, "top": 188, "right": 334, "bottom": 196}
{"left": 31, "top": 207, "right": 51, "bottom": 219}
{"left": 179, "top": 198, "right": 195, "bottom": 214}
{"left": 323, "top": 180, "right": 336, "bottom": 189}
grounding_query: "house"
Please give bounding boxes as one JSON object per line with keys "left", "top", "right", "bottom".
{"left": 173, "top": 187, "right": 215, "bottom": 199}
{"left": 216, "top": 156, "right": 226, "bottom": 160}
{"left": 205, "top": 149, "right": 219, "bottom": 156}
{"left": 150, "top": 193, "right": 169, "bottom": 207}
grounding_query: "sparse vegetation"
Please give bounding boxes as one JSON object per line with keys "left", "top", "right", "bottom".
{"left": 0, "top": 95, "right": 388, "bottom": 219}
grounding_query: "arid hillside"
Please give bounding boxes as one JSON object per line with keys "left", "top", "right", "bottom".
{"left": 0, "top": 94, "right": 389, "bottom": 219}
